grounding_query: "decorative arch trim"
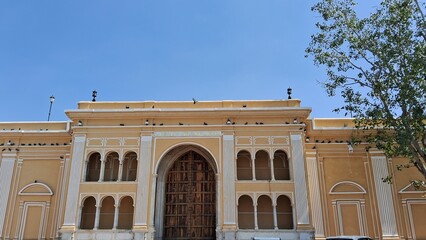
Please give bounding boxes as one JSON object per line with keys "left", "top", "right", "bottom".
{"left": 154, "top": 142, "right": 218, "bottom": 174}
{"left": 18, "top": 182, "right": 53, "bottom": 196}
{"left": 329, "top": 181, "right": 367, "bottom": 194}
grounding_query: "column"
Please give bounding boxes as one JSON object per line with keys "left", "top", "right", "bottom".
{"left": 117, "top": 159, "right": 124, "bottom": 182}
{"left": 62, "top": 135, "right": 86, "bottom": 231}
{"left": 252, "top": 157, "right": 256, "bottom": 180}
{"left": 99, "top": 158, "right": 105, "bottom": 182}
{"left": 273, "top": 203, "right": 278, "bottom": 230}
{"left": 113, "top": 204, "right": 119, "bottom": 229}
{"left": 94, "top": 204, "right": 101, "bottom": 230}
{"left": 371, "top": 156, "right": 398, "bottom": 237}
{"left": 134, "top": 135, "right": 152, "bottom": 228}
{"left": 254, "top": 202, "right": 259, "bottom": 230}
{"left": 0, "top": 152, "right": 17, "bottom": 237}
{"left": 270, "top": 156, "right": 275, "bottom": 181}
{"left": 291, "top": 134, "right": 310, "bottom": 225}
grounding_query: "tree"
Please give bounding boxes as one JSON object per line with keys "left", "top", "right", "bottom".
{"left": 306, "top": 0, "right": 426, "bottom": 184}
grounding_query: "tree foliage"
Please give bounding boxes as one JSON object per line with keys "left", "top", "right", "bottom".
{"left": 306, "top": 0, "right": 426, "bottom": 183}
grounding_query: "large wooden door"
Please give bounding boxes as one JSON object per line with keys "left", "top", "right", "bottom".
{"left": 164, "top": 151, "right": 216, "bottom": 240}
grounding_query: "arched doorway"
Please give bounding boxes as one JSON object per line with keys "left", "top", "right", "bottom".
{"left": 155, "top": 145, "right": 217, "bottom": 240}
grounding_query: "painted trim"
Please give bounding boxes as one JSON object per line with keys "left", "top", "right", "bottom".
{"left": 18, "top": 182, "right": 53, "bottom": 196}
{"left": 329, "top": 181, "right": 367, "bottom": 194}
{"left": 399, "top": 183, "right": 426, "bottom": 194}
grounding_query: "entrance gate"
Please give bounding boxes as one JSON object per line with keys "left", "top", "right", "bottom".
{"left": 163, "top": 150, "right": 216, "bottom": 240}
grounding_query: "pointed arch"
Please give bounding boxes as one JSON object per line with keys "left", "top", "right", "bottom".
{"left": 154, "top": 143, "right": 218, "bottom": 240}
{"left": 86, "top": 152, "right": 101, "bottom": 181}
{"left": 118, "top": 196, "right": 134, "bottom": 229}
{"left": 122, "top": 151, "right": 137, "bottom": 181}
{"left": 99, "top": 196, "right": 115, "bottom": 229}
{"left": 255, "top": 150, "right": 271, "bottom": 180}
{"left": 238, "top": 195, "right": 254, "bottom": 229}
{"left": 257, "top": 195, "right": 274, "bottom": 229}
{"left": 80, "top": 196, "right": 96, "bottom": 229}
{"left": 273, "top": 150, "right": 290, "bottom": 180}
{"left": 276, "top": 195, "right": 293, "bottom": 229}
{"left": 104, "top": 152, "right": 119, "bottom": 181}
{"left": 237, "top": 150, "right": 252, "bottom": 180}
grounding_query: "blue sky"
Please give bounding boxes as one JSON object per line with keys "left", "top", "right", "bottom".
{"left": 0, "top": 1, "right": 377, "bottom": 122}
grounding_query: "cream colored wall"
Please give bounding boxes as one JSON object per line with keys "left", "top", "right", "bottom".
{"left": 0, "top": 124, "right": 70, "bottom": 239}
{"left": 1, "top": 102, "right": 425, "bottom": 240}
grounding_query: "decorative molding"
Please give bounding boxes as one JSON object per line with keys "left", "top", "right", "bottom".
{"left": 18, "top": 201, "right": 49, "bottom": 240}
{"left": 235, "top": 136, "right": 289, "bottom": 146}
{"left": 18, "top": 182, "right": 53, "bottom": 196}
{"left": 271, "top": 136, "right": 289, "bottom": 145}
{"left": 154, "top": 131, "right": 222, "bottom": 137}
{"left": 253, "top": 136, "right": 270, "bottom": 145}
{"left": 235, "top": 136, "right": 252, "bottom": 146}
{"left": 329, "top": 181, "right": 367, "bottom": 194}
{"left": 402, "top": 199, "right": 426, "bottom": 240}
{"left": 332, "top": 199, "right": 367, "bottom": 236}
{"left": 399, "top": 183, "right": 426, "bottom": 194}
{"left": 87, "top": 137, "right": 140, "bottom": 147}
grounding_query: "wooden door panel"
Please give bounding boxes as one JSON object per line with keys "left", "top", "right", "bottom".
{"left": 164, "top": 151, "right": 216, "bottom": 240}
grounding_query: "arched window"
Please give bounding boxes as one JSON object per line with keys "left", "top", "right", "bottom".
{"left": 80, "top": 196, "right": 96, "bottom": 229}
{"left": 104, "top": 152, "right": 119, "bottom": 181}
{"left": 238, "top": 195, "right": 254, "bottom": 229}
{"left": 237, "top": 150, "right": 252, "bottom": 180}
{"left": 118, "top": 196, "right": 134, "bottom": 229}
{"left": 277, "top": 195, "right": 293, "bottom": 229}
{"left": 86, "top": 153, "right": 101, "bottom": 182}
{"left": 257, "top": 195, "right": 274, "bottom": 229}
{"left": 99, "top": 196, "right": 115, "bottom": 229}
{"left": 273, "top": 150, "right": 290, "bottom": 180}
{"left": 255, "top": 150, "right": 271, "bottom": 180}
{"left": 122, "top": 152, "right": 137, "bottom": 181}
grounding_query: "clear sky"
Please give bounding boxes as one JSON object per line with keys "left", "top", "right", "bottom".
{"left": 0, "top": 1, "right": 378, "bottom": 122}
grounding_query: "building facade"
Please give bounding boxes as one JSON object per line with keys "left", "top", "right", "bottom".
{"left": 0, "top": 99, "right": 424, "bottom": 240}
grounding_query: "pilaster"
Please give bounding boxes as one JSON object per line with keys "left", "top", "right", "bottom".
{"left": 0, "top": 152, "right": 17, "bottom": 237}
{"left": 291, "top": 134, "right": 310, "bottom": 225}
{"left": 61, "top": 134, "right": 86, "bottom": 232}
{"left": 222, "top": 134, "right": 237, "bottom": 238}
{"left": 134, "top": 134, "right": 152, "bottom": 229}
{"left": 371, "top": 155, "right": 398, "bottom": 238}
{"left": 306, "top": 152, "right": 325, "bottom": 237}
